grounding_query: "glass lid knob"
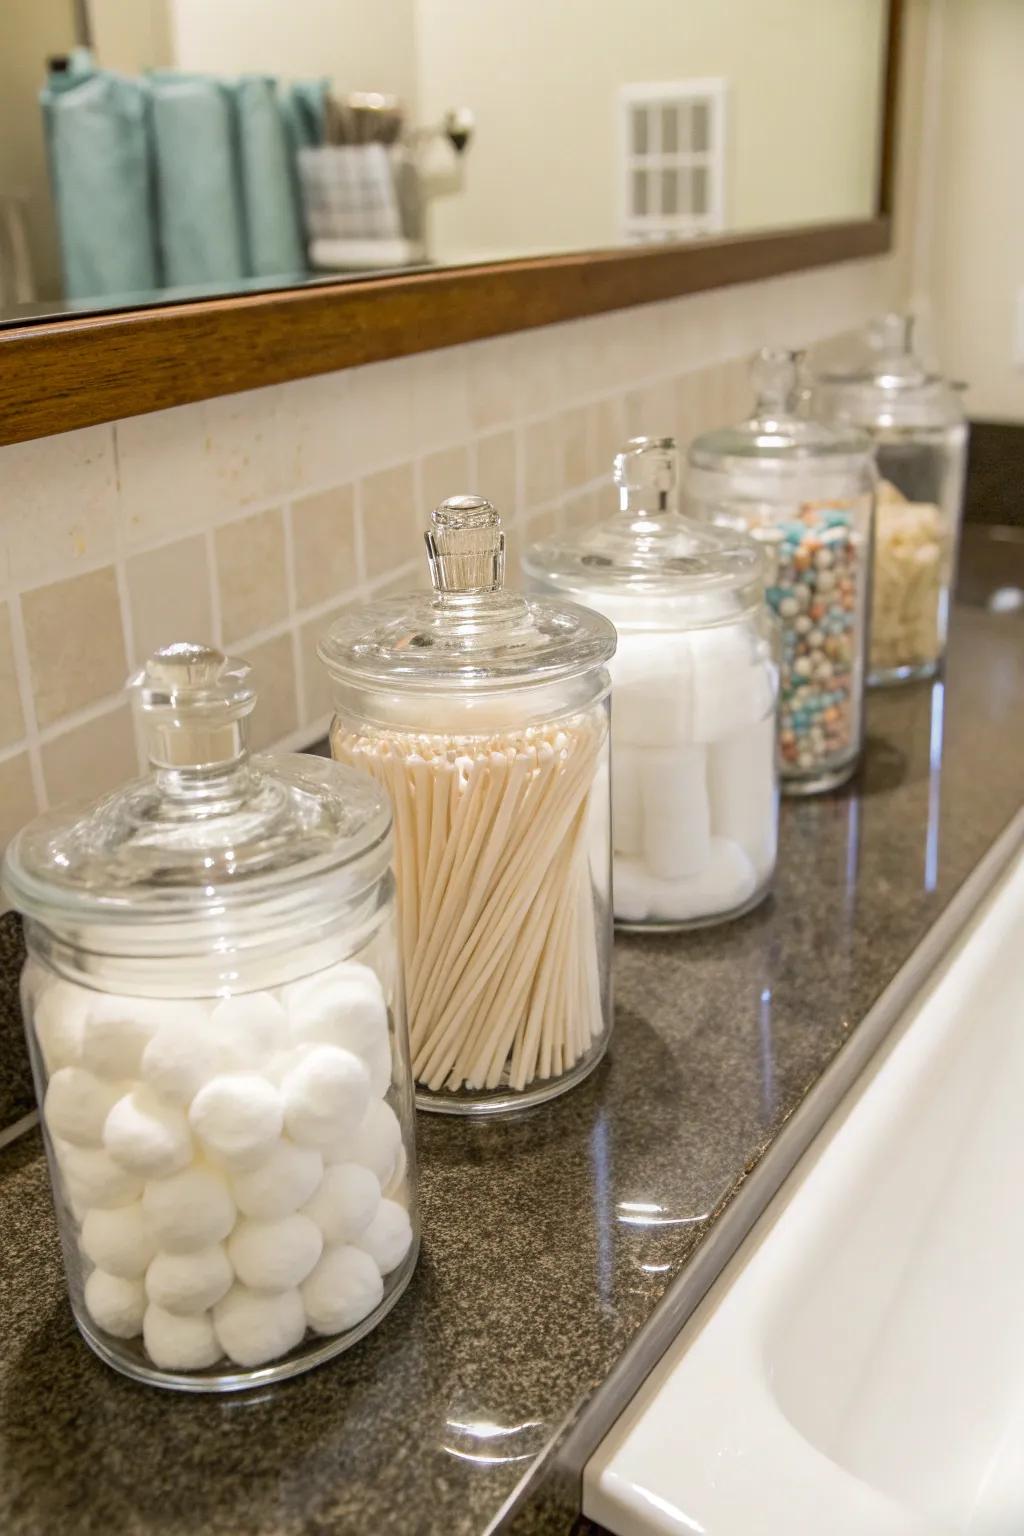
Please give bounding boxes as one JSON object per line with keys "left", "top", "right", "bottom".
{"left": 130, "top": 642, "right": 256, "bottom": 772}
{"left": 868, "top": 312, "right": 914, "bottom": 356}
{"left": 614, "top": 436, "right": 679, "bottom": 511}
{"left": 425, "top": 495, "right": 506, "bottom": 594}
{"left": 750, "top": 346, "right": 804, "bottom": 416}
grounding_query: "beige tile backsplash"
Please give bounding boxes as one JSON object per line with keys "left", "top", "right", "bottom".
{"left": 0, "top": 253, "right": 906, "bottom": 848}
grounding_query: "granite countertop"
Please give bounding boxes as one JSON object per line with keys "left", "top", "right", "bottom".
{"left": 2, "top": 533, "right": 1022, "bottom": 1536}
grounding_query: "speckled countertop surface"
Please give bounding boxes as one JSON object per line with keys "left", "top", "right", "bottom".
{"left": 2, "top": 535, "right": 1023, "bottom": 1536}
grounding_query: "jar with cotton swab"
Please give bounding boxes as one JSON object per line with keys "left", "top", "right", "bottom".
{"left": 3, "top": 642, "right": 417, "bottom": 1391}
{"left": 524, "top": 437, "right": 779, "bottom": 930}
{"left": 318, "top": 495, "right": 616, "bottom": 1115}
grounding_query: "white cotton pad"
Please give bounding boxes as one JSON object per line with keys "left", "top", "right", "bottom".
{"left": 80, "top": 1202, "right": 156, "bottom": 1280}
{"left": 78, "top": 995, "right": 168, "bottom": 1081}
{"left": 302, "top": 1163, "right": 380, "bottom": 1245}
{"left": 286, "top": 964, "right": 388, "bottom": 1062}
{"left": 188, "top": 1074, "right": 283, "bottom": 1170}
{"left": 44, "top": 1067, "right": 124, "bottom": 1149}
{"left": 611, "top": 746, "right": 643, "bottom": 856}
{"left": 613, "top": 856, "right": 652, "bottom": 924}
{"left": 639, "top": 744, "right": 711, "bottom": 880}
{"left": 281, "top": 1046, "right": 371, "bottom": 1149}
{"left": 229, "top": 1140, "right": 323, "bottom": 1220}
{"left": 323, "top": 1098, "right": 403, "bottom": 1185}
{"left": 146, "top": 1245, "right": 234, "bottom": 1315}
{"left": 141, "top": 1166, "right": 237, "bottom": 1252}
{"left": 143, "top": 1304, "right": 221, "bottom": 1371}
{"left": 646, "top": 836, "right": 757, "bottom": 923}
{"left": 227, "top": 1213, "right": 323, "bottom": 1291}
{"left": 301, "top": 1244, "right": 384, "bottom": 1336}
{"left": 33, "top": 980, "right": 89, "bottom": 1073}
{"left": 209, "top": 993, "right": 287, "bottom": 1073}
{"left": 84, "top": 1269, "right": 146, "bottom": 1339}
{"left": 213, "top": 1284, "right": 306, "bottom": 1368}
{"left": 708, "top": 714, "right": 778, "bottom": 878}
{"left": 57, "top": 1143, "right": 143, "bottom": 1210}
{"left": 103, "top": 1088, "right": 193, "bottom": 1178}
{"left": 354, "top": 1198, "right": 413, "bottom": 1276}
{"left": 611, "top": 634, "right": 694, "bottom": 748}
{"left": 140, "top": 1006, "right": 218, "bottom": 1104}
{"left": 689, "top": 625, "right": 775, "bottom": 742}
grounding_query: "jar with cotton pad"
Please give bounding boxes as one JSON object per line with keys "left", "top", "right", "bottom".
{"left": 812, "top": 314, "right": 968, "bottom": 686}
{"left": 319, "top": 494, "right": 616, "bottom": 1114}
{"left": 2, "top": 641, "right": 417, "bottom": 1391}
{"left": 524, "top": 437, "right": 779, "bottom": 930}
{"left": 687, "top": 349, "right": 876, "bottom": 795}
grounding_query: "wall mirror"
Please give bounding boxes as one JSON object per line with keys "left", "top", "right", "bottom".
{"left": 0, "top": 0, "right": 901, "bottom": 444}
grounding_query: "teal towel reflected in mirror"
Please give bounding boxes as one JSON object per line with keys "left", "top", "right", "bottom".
{"left": 41, "top": 55, "right": 327, "bottom": 301}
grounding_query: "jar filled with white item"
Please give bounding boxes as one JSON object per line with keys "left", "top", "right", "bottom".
{"left": 812, "top": 313, "right": 968, "bottom": 686}
{"left": 524, "top": 437, "right": 779, "bottom": 930}
{"left": 687, "top": 349, "right": 876, "bottom": 796}
{"left": 2, "top": 643, "right": 417, "bottom": 1392}
{"left": 319, "top": 495, "right": 616, "bottom": 1115}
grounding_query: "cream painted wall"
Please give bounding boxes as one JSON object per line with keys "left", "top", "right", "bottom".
{"left": 89, "top": 0, "right": 172, "bottom": 74}
{"left": 0, "top": 0, "right": 78, "bottom": 300}
{"left": 168, "top": 0, "right": 418, "bottom": 108}
{"left": 926, "top": 0, "right": 1024, "bottom": 422}
{"left": 415, "top": 0, "right": 887, "bottom": 263}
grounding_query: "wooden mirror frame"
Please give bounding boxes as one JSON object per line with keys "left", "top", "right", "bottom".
{"left": 0, "top": 0, "right": 902, "bottom": 448}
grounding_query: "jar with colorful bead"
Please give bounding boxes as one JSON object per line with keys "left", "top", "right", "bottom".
{"left": 686, "top": 349, "right": 876, "bottom": 795}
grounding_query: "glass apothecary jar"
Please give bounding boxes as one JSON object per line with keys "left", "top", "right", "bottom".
{"left": 687, "top": 349, "right": 876, "bottom": 796}
{"left": 318, "top": 495, "right": 616, "bottom": 1115}
{"left": 2, "top": 643, "right": 417, "bottom": 1393}
{"left": 813, "top": 313, "right": 968, "bottom": 685}
{"left": 524, "top": 437, "right": 778, "bottom": 931}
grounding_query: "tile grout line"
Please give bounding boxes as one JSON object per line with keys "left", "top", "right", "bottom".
{"left": 281, "top": 499, "right": 306, "bottom": 726}
{"left": 6, "top": 593, "right": 45, "bottom": 814}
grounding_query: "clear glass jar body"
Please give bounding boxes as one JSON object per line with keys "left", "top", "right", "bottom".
{"left": 20, "top": 876, "right": 418, "bottom": 1393}
{"left": 328, "top": 677, "right": 613, "bottom": 1114}
{"left": 817, "top": 399, "right": 968, "bottom": 684}
{"left": 692, "top": 482, "right": 874, "bottom": 795}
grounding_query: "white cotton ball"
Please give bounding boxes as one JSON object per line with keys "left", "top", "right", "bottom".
{"left": 229, "top": 1140, "right": 323, "bottom": 1220}
{"left": 324, "top": 1098, "right": 403, "bottom": 1186}
{"left": 226, "top": 1213, "right": 322, "bottom": 1291}
{"left": 141, "top": 1166, "right": 236, "bottom": 1252}
{"left": 301, "top": 1163, "right": 380, "bottom": 1245}
{"left": 33, "top": 980, "right": 89, "bottom": 1073}
{"left": 286, "top": 964, "right": 388, "bottom": 1061}
{"left": 354, "top": 1198, "right": 413, "bottom": 1276}
{"left": 213, "top": 1284, "right": 306, "bottom": 1368}
{"left": 140, "top": 1007, "right": 218, "bottom": 1104}
{"left": 103, "top": 1088, "right": 193, "bottom": 1177}
{"left": 80, "top": 1203, "right": 155, "bottom": 1280}
{"left": 146, "top": 1245, "right": 234, "bottom": 1315}
{"left": 84, "top": 1269, "right": 146, "bottom": 1339}
{"left": 57, "top": 1143, "right": 143, "bottom": 1210}
{"left": 382, "top": 1145, "right": 408, "bottom": 1202}
{"left": 188, "top": 1074, "right": 283, "bottom": 1170}
{"left": 143, "top": 1304, "right": 221, "bottom": 1371}
{"left": 364, "top": 1036, "right": 392, "bottom": 1099}
{"left": 281, "top": 1046, "right": 370, "bottom": 1149}
{"left": 44, "top": 1067, "right": 125, "bottom": 1149}
{"left": 301, "top": 1244, "right": 383, "bottom": 1336}
{"left": 209, "top": 992, "right": 286, "bottom": 1072}
{"left": 78, "top": 995, "right": 167, "bottom": 1081}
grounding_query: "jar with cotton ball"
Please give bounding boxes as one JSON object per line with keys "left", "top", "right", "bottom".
{"left": 812, "top": 313, "right": 968, "bottom": 686}
{"left": 319, "top": 494, "right": 616, "bottom": 1114}
{"left": 524, "top": 437, "right": 779, "bottom": 930}
{"left": 2, "top": 641, "right": 417, "bottom": 1391}
{"left": 687, "top": 349, "right": 876, "bottom": 795}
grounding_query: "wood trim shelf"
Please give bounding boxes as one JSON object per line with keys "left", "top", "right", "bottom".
{"left": 0, "top": 0, "right": 901, "bottom": 449}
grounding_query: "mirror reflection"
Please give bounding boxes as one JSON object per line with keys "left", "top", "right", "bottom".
{"left": 1, "top": 0, "right": 888, "bottom": 321}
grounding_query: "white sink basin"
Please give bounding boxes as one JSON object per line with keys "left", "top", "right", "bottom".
{"left": 586, "top": 838, "right": 1024, "bottom": 1535}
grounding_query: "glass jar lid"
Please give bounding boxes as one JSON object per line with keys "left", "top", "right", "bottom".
{"left": 2, "top": 642, "right": 391, "bottom": 937}
{"left": 522, "top": 437, "right": 765, "bottom": 612}
{"left": 815, "top": 313, "right": 966, "bottom": 430}
{"left": 319, "top": 495, "right": 616, "bottom": 694}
